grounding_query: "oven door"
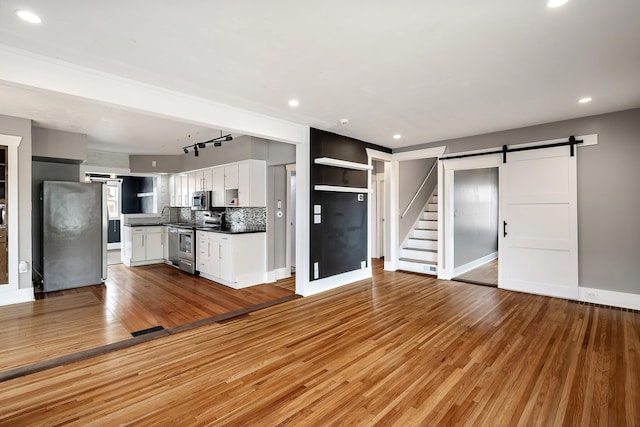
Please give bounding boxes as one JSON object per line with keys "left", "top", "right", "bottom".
{"left": 178, "top": 229, "right": 194, "bottom": 261}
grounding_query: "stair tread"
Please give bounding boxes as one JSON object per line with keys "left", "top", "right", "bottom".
{"left": 414, "top": 227, "right": 437, "bottom": 231}
{"left": 403, "top": 247, "right": 437, "bottom": 253}
{"left": 408, "top": 237, "right": 437, "bottom": 241}
{"left": 399, "top": 258, "right": 437, "bottom": 264}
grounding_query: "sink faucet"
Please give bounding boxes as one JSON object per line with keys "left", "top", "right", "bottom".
{"left": 161, "top": 206, "right": 172, "bottom": 223}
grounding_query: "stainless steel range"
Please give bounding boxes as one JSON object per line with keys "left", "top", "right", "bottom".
{"left": 168, "top": 225, "right": 196, "bottom": 274}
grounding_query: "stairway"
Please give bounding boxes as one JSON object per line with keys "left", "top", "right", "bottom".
{"left": 398, "top": 192, "right": 438, "bottom": 275}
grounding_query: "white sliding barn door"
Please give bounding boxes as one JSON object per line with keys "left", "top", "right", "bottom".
{"left": 500, "top": 146, "right": 578, "bottom": 300}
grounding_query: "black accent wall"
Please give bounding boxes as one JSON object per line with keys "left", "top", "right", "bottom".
{"left": 309, "top": 128, "right": 391, "bottom": 281}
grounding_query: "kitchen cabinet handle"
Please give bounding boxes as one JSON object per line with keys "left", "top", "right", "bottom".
{"left": 142, "top": 235, "right": 145, "bottom": 247}
{"left": 219, "top": 243, "right": 222, "bottom": 260}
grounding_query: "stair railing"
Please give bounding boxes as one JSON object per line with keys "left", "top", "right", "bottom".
{"left": 400, "top": 159, "right": 438, "bottom": 219}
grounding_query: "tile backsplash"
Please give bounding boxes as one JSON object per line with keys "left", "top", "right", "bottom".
{"left": 171, "top": 206, "right": 266, "bottom": 230}
{"left": 225, "top": 207, "right": 266, "bottom": 230}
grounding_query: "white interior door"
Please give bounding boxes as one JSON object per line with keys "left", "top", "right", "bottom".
{"left": 500, "top": 145, "right": 578, "bottom": 299}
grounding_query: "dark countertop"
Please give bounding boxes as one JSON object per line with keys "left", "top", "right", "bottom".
{"left": 195, "top": 226, "right": 266, "bottom": 234}
{"left": 163, "top": 222, "right": 266, "bottom": 234}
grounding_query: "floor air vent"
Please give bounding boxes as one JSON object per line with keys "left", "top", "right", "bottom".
{"left": 131, "top": 325, "right": 165, "bottom": 337}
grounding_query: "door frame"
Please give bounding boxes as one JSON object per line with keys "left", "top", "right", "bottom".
{"left": 285, "top": 163, "right": 296, "bottom": 276}
{"left": 439, "top": 154, "right": 502, "bottom": 281}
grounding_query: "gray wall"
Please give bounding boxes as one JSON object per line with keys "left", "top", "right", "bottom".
{"left": 0, "top": 114, "right": 32, "bottom": 289}
{"left": 453, "top": 168, "right": 498, "bottom": 268}
{"left": 398, "top": 157, "right": 438, "bottom": 241}
{"left": 265, "top": 140, "right": 295, "bottom": 272}
{"left": 31, "top": 161, "right": 81, "bottom": 277}
{"left": 396, "top": 108, "right": 640, "bottom": 295}
{"left": 130, "top": 135, "right": 256, "bottom": 173}
{"left": 32, "top": 127, "right": 87, "bottom": 163}
{"left": 130, "top": 136, "right": 296, "bottom": 173}
{"left": 128, "top": 155, "right": 180, "bottom": 174}
{"left": 267, "top": 166, "right": 288, "bottom": 271}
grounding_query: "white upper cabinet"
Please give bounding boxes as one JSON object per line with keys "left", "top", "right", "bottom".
{"left": 188, "top": 168, "right": 214, "bottom": 193}
{"left": 170, "top": 174, "right": 188, "bottom": 207}
{"left": 224, "top": 164, "right": 239, "bottom": 189}
{"left": 212, "top": 166, "right": 225, "bottom": 206}
{"left": 172, "top": 160, "right": 266, "bottom": 208}
{"left": 238, "top": 160, "right": 266, "bottom": 207}
{"left": 202, "top": 168, "right": 213, "bottom": 191}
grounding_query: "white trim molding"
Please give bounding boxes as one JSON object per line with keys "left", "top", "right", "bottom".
{"left": 579, "top": 287, "right": 640, "bottom": 311}
{"left": 300, "top": 267, "right": 371, "bottom": 297}
{"left": 0, "top": 133, "right": 34, "bottom": 306}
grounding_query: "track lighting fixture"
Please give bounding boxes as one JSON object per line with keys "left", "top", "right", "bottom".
{"left": 181, "top": 131, "right": 233, "bottom": 156}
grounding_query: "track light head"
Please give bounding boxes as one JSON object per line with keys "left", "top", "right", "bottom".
{"left": 225, "top": 136, "right": 233, "bottom": 141}
{"left": 194, "top": 147, "right": 199, "bottom": 157}
{"left": 214, "top": 141, "right": 222, "bottom": 147}
{"left": 197, "top": 142, "right": 206, "bottom": 149}
{"left": 183, "top": 147, "right": 188, "bottom": 154}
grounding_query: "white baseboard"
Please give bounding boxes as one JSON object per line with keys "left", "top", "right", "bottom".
{"left": 266, "top": 267, "right": 291, "bottom": 283}
{"left": 300, "top": 267, "right": 371, "bottom": 297}
{"left": 579, "top": 286, "right": 640, "bottom": 310}
{"left": 0, "top": 286, "right": 34, "bottom": 306}
{"left": 453, "top": 252, "right": 498, "bottom": 277}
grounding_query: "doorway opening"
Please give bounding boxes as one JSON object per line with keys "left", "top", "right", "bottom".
{"left": 370, "top": 160, "right": 385, "bottom": 259}
{"left": 451, "top": 167, "right": 499, "bottom": 287}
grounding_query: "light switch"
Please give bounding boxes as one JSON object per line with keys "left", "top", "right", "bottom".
{"left": 314, "top": 205, "right": 321, "bottom": 214}
{"left": 314, "top": 214, "right": 321, "bottom": 224}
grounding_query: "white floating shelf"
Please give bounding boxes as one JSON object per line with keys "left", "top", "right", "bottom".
{"left": 314, "top": 185, "right": 372, "bottom": 193}
{"left": 314, "top": 157, "right": 372, "bottom": 171}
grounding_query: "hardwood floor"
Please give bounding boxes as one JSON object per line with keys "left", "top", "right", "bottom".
{"left": 454, "top": 258, "right": 499, "bottom": 286}
{"left": 0, "top": 293, "right": 131, "bottom": 372}
{"left": 0, "top": 264, "right": 296, "bottom": 376}
{"left": 38, "top": 263, "right": 296, "bottom": 333}
{"left": 1, "top": 261, "right": 638, "bottom": 425}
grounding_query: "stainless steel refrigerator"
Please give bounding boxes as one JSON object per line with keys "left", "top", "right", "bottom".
{"left": 42, "top": 181, "right": 107, "bottom": 292}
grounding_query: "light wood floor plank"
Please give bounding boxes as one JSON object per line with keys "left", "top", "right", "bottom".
{"left": 0, "top": 260, "right": 638, "bottom": 425}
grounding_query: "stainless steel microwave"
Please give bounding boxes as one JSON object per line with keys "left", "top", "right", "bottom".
{"left": 191, "top": 191, "right": 211, "bottom": 211}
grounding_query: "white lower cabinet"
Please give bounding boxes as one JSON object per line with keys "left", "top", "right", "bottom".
{"left": 123, "top": 226, "right": 166, "bottom": 267}
{"left": 196, "top": 230, "right": 266, "bottom": 288}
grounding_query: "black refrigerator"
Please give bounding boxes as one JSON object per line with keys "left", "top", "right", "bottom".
{"left": 41, "top": 181, "right": 107, "bottom": 292}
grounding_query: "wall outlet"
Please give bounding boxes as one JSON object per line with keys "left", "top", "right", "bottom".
{"left": 313, "top": 262, "right": 319, "bottom": 279}
{"left": 361, "top": 260, "right": 367, "bottom": 269}
{"left": 585, "top": 290, "right": 598, "bottom": 299}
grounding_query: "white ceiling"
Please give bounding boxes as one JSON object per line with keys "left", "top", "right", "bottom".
{"left": 0, "top": 0, "right": 639, "bottom": 155}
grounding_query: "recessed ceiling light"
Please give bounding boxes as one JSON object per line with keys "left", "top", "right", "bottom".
{"left": 16, "top": 10, "right": 41, "bottom": 24}
{"left": 578, "top": 97, "right": 592, "bottom": 104}
{"left": 546, "top": 0, "right": 568, "bottom": 8}
{"left": 393, "top": 134, "right": 402, "bottom": 140}
{"left": 288, "top": 99, "right": 299, "bottom": 107}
